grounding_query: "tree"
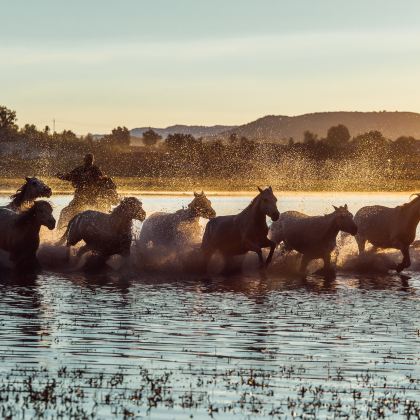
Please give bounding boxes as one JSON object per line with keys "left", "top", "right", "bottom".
{"left": 0, "top": 106, "right": 17, "bottom": 130}
{"left": 392, "top": 136, "right": 418, "bottom": 156}
{"left": 303, "top": 130, "right": 318, "bottom": 145}
{"left": 103, "top": 126, "right": 130, "bottom": 147}
{"left": 326, "top": 124, "right": 350, "bottom": 147}
{"left": 142, "top": 128, "right": 161, "bottom": 147}
{"left": 228, "top": 133, "right": 239, "bottom": 145}
{"left": 352, "top": 130, "right": 389, "bottom": 152}
{"left": 0, "top": 105, "right": 18, "bottom": 142}
{"left": 165, "top": 133, "right": 198, "bottom": 152}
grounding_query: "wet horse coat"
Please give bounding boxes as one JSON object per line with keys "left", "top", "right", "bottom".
{"left": 201, "top": 187, "right": 280, "bottom": 269}
{"left": 0, "top": 201, "right": 55, "bottom": 270}
{"left": 354, "top": 194, "right": 420, "bottom": 272}
{"left": 269, "top": 206, "right": 357, "bottom": 275}
{"left": 60, "top": 197, "right": 146, "bottom": 261}
{"left": 3, "top": 177, "right": 52, "bottom": 212}
{"left": 137, "top": 192, "right": 216, "bottom": 251}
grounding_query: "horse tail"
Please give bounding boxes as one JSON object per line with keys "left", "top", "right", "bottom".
{"left": 56, "top": 215, "right": 77, "bottom": 246}
{"left": 201, "top": 218, "right": 215, "bottom": 251}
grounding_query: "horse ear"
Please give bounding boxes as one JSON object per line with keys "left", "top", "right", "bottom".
{"left": 333, "top": 205, "right": 338, "bottom": 211}
{"left": 257, "top": 186, "right": 263, "bottom": 193}
{"left": 344, "top": 204, "right": 348, "bottom": 210}
{"left": 201, "top": 190, "right": 204, "bottom": 196}
{"left": 194, "top": 192, "right": 199, "bottom": 197}
{"left": 25, "top": 176, "right": 31, "bottom": 182}
{"left": 269, "top": 186, "right": 273, "bottom": 192}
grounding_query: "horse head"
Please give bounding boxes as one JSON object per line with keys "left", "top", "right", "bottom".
{"left": 408, "top": 193, "right": 420, "bottom": 216}
{"left": 257, "top": 186, "right": 280, "bottom": 221}
{"left": 332, "top": 204, "right": 357, "bottom": 235}
{"left": 119, "top": 197, "right": 146, "bottom": 222}
{"left": 24, "top": 177, "right": 52, "bottom": 200}
{"left": 188, "top": 191, "right": 216, "bottom": 219}
{"left": 32, "top": 201, "right": 56, "bottom": 230}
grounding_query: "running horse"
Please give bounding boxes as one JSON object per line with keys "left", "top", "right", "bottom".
{"left": 201, "top": 187, "right": 280, "bottom": 270}
{"left": 269, "top": 205, "right": 357, "bottom": 276}
{"left": 3, "top": 177, "right": 52, "bottom": 212}
{"left": 137, "top": 191, "right": 216, "bottom": 253}
{"left": 354, "top": 193, "right": 420, "bottom": 272}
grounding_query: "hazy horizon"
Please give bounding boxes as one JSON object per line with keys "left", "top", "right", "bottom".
{"left": 3, "top": 0, "right": 420, "bottom": 134}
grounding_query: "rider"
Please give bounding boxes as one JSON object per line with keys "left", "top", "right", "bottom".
{"left": 56, "top": 153, "right": 104, "bottom": 206}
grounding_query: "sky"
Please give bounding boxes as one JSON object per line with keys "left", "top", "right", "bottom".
{"left": 1, "top": 0, "right": 420, "bottom": 134}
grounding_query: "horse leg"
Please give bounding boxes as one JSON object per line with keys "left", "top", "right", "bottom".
{"left": 261, "top": 238, "right": 276, "bottom": 267}
{"left": 243, "top": 239, "right": 264, "bottom": 269}
{"left": 200, "top": 247, "right": 214, "bottom": 273}
{"left": 356, "top": 235, "right": 366, "bottom": 255}
{"left": 322, "top": 253, "right": 336, "bottom": 278}
{"left": 299, "top": 254, "right": 310, "bottom": 278}
{"left": 396, "top": 245, "right": 411, "bottom": 273}
{"left": 76, "top": 245, "right": 90, "bottom": 259}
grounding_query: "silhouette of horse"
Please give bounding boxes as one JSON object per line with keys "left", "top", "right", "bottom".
{"left": 269, "top": 205, "right": 357, "bottom": 276}
{"left": 354, "top": 194, "right": 420, "bottom": 272}
{"left": 59, "top": 197, "right": 146, "bottom": 265}
{"left": 0, "top": 201, "right": 55, "bottom": 271}
{"left": 201, "top": 187, "right": 279, "bottom": 271}
{"left": 137, "top": 192, "right": 216, "bottom": 256}
{"left": 57, "top": 176, "right": 120, "bottom": 230}
{"left": 3, "top": 177, "right": 52, "bottom": 212}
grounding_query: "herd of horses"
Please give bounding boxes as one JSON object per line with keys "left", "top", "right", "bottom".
{"left": 1, "top": 176, "right": 420, "bottom": 277}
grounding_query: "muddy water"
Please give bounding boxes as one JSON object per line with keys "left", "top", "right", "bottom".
{"left": 0, "top": 193, "right": 419, "bottom": 418}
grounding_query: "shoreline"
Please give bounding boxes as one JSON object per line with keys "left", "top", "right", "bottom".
{"left": 0, "top": 189, "right": 415, "bottom": 197}
{"left": 1, "top": 177, "right": 419, "bottom": 196}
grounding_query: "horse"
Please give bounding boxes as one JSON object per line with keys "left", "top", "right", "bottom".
{"left": 354, "top": 194, "right": 420, "bottom": 272}
{"left": 137, "top": 191, "right": 216, "bottom": 256}
{"left": 0, "top": 201, "right": 55, "bottom": 271}
{"left": 3, "top": 177, "right": 52, "bottom": 212}
{"left": 57, "top": 176, "right": 120, "bottom": 230}
{"left": 269, "top": 205, "right": 357, "bottom": 276}
{"left": 58, "top": 197, "right": 146, "bottom": 266}
{"left": 201, "top": 187, "right": 280, "bottom": 271}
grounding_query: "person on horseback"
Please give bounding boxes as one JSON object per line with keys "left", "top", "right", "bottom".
{"left": 56, "top": 153, "right": 104, "bottom": 206}
{"left": 56, "top": 153, "right": 119, "bottom": 229}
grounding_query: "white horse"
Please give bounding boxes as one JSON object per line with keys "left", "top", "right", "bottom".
{"left": 269, "top": 205, "right": 357, "bottom": 276}
{"left": 137, "top": 192, "right": 216, "bottom": 255}
{"left": 354, "top": 194, "right": 420, "bottom": 272}
{"left": 59, "top": 197, "right": 146, "bottom": 265}
{"left": 3, "top": 177, "right": 52, "bottom": 212}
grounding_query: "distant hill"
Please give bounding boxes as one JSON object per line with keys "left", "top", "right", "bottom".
{"left": 221, "top": 112, "right": 420, "bottom": 142}
{"left": 130, "top": 124, "right": 237, "bottom": 139}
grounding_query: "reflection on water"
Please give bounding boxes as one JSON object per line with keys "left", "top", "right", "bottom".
{"left": 0, "top": 193, "right": 419, "bottom": 418}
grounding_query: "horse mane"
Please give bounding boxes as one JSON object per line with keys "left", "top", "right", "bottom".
{"left": 9, "top": 181, "right": 29, "bottom": 208}
{"left": 399, "top": 193, "right": 420, "bottom": 212}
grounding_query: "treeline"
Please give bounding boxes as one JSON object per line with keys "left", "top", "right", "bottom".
{"left": 0, "top": 106, "right": 418, "bottom": 183}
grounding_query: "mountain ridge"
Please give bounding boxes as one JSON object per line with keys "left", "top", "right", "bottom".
{"left": 219, "top": 111, "right": 420, "bottom": 142}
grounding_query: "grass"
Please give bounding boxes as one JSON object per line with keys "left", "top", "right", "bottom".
{"left": 1, "top": 176, "right": 420, "bottom": 194}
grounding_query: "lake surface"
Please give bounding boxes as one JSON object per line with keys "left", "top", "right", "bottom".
{"left": 0, "top": 193, "right": 419, "bottom": 418}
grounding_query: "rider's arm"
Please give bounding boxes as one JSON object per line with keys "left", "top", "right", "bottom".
{"left": 92, "top": 165, "right": 104, "bottom": 178}
{"left": 57, "top": 167, "right": 80, "bottom": 181}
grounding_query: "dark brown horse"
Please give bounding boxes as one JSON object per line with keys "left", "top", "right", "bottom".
{"left": 354, "top": 193, "right": 420, "bottom": 272}
{"left": 0, "top": 201, "right": 55, "bottom": 271}
{"left": 3, "top": 177, "right": 52, "bottom": 212}
{"left": 201, "top": 187, "right": 280, "bottom": 270}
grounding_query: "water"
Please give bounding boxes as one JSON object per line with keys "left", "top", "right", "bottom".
{"left": 0, "top": 193, "right": 419, "bottom": 418}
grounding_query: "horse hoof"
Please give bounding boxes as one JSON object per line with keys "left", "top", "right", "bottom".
{"left": 396, "top": 265, "right": 404, "bottom": 273}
